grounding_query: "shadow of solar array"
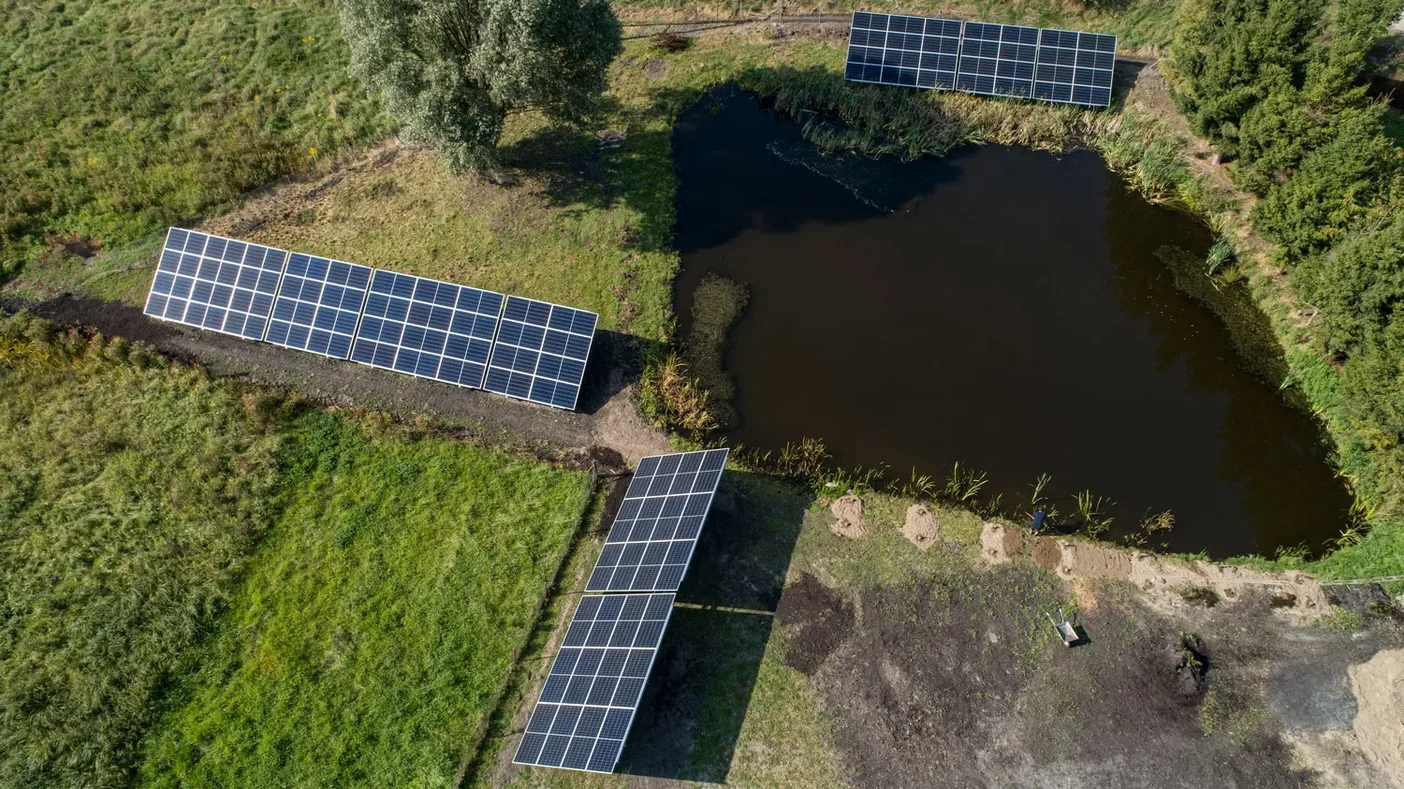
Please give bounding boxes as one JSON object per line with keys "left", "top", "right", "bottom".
{"left": 846, "top": 11, "right": 1117, "bottom": 108}
{"left": 141, "top": 228, "right": 597, "bottom": 410}
{"left": 513, "top": 448, "right": 731, "bottom": 774}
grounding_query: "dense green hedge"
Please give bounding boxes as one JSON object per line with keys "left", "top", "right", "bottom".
{"left": 1168, "top": 0, "right": 1404, "bottom": 575}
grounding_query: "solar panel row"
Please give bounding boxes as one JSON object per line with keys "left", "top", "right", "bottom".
{"left": 845, "top": 11, "right": 1117, "bottom": 108}
{"left": 142, "top": 229, "right": 597, "bottom": 410}
{"left": 514, "top": 449, "right": 730, "bottom": 774}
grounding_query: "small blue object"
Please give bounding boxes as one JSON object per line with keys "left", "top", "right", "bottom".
{"left": 1031, "top": 509, "right": 1047, "bottom": 533}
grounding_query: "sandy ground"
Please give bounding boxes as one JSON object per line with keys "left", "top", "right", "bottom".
{"left": 978, "top": 521, "right": 1404, "bottom": 787}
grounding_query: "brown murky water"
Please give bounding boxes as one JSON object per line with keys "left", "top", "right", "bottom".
{"left": 672, "top": 86, "right": 1351, "bottom": 558}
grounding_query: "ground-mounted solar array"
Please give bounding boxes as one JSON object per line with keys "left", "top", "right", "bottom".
{"left": 485, "top": 296, "right": 598, "bottom": 411}
{"left": 516, "top": 450, "right": 731, "bottom": 774}
{"left": 350, "top": 271, "right": 504, "bottom": 388}
{"left": 513, "top": 593, "right": 676, "bottom": 773}
{"left": 265, "top": 253, "right": 372, "bottom": 359}
{"left": 845, "top": 11, "right": 1117, "bottom": 108}
{"left": 586, "top": 448, "right": 731, "bottom": 593}
{"left": 143, "top": 229, "right": 287, "bottom": 340}
{"left": 143, "top": 228, "right": 600, "bottom": 410}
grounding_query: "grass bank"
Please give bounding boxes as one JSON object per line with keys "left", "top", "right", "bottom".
{"left": 0, "top": 313, "right": 594, "bottom": 788}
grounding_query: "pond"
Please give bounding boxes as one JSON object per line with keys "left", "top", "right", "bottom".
{"left": 672, "top": 86, "right": 1351, "bottom": 558}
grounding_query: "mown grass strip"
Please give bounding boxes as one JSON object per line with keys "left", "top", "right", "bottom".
{"left": 136, "top": 411, "right": 592, "bottom": 788}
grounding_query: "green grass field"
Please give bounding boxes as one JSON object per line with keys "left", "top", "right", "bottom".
{"left": 0, "top": 0, "right": 387, "bottom": 276}
{"left": 0, "top": 314, "right": 593, "bottom": 789}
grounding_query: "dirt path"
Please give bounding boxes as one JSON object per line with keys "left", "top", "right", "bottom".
{"left": 9, "top": 295, "right": 671, "bottom": 467}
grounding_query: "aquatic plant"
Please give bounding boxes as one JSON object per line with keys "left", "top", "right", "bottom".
{"left": 1073, "top": 490, "right": 1116, "bottom": 537}
{"left": 1205, "top": 235, "right": 1236, "bottom": 275}
{"left": 942, "top": 461, "right": 988, "bottom": 505}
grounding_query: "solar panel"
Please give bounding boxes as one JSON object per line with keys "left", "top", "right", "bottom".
{"left": 349, "top": 271, "right": 505, "bottom": 388}
{"left": 484, "top": 296, "right": 598, "bottom": 410}
{"left": 264, "top": 252, "right": 373, "bottom": 359}
{"left": 513, "top": 593, "right": 675, "bottom": 773}
{"left": 845, "top": 11, "right": 1117, "bottom": 108}
{"left": 143, "top": 228, "right": 287, "bottom": 341}
{"left": 585, "top": 449, "right": 730, "bottom": 594}
{"left": 1033, "top": 28, "right": 1116, "bottom": 108}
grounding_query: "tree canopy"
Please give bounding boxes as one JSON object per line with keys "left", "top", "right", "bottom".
{"left": 338, "top": 0, "right": 621, "bottom": 173}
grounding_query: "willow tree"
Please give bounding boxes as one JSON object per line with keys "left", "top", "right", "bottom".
{"left": 338, "top": 0, "right": 622, "bottom": 174}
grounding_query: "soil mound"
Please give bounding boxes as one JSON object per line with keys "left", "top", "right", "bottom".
{"left": 901, "top": 504, "right": 939, "bottom": 550}
{"left": 1031, "top": 536, "right": 1061, "bottom": 571}
{"left": 981, "top": 525, "right": 1331, "bottom": 618}
{"left": 1350, "top": 648, "right": 1404, "bottom": 786}
{"left": 828, "top": 494, "right": 866, "bottom": 539}
{"left": 775, "top": 574, "right": 854, "bottom": 675}
{"left": 979, "top": 522, "right": 1024, "bottom": 563}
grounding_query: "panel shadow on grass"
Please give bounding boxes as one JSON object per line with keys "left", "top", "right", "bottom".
{"left": 615, "top": 471, "right": 810, "bottom": 783}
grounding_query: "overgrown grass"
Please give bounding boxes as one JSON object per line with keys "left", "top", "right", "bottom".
{"left": 0, "top": 0, "right": 387, "bottom": 279}
{"left": 0, "top": 314, "right": 282, "bottom": 789}
{"left": 613, "top": 0, "right": 1180, "bottom": 51}
{"left": 138, "top": 411, "right": 592, "bottom": 787}
{"left": 0, "top": 312, "right": 595, "bottom": 787}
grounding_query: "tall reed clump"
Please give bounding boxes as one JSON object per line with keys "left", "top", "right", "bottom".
{"left": 638, "top": 353, "right": 718, "bottom": 434}
{"left": 739, "top": 65, "right": 1110, "bottom": 161}
{"left": 1096, "top": 108, "right": 1191, "bottom": 203}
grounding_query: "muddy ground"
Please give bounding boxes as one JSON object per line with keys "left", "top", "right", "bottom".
{"left": 777, "top": 565, "right": 1403, "bottom": 789}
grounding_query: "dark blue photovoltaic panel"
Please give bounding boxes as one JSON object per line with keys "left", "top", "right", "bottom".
{"left": 349, "top": 271, "right": 505, "bottom": 389}
{"left": 585, "top": 449, "right": 730, "bottom": 594}
{"left": 143, "top": 228, "right": 287, "bottom": 340}
{"left": 1032, "top": 28, "right": 1115, "bottom": 108}
{"left": 484, "top": 295, "right": 597, "bottom": 411}
{"left": 845, "top": 11, "right": 1117, "bottom": 108}
{"left": 264, "top": 252, "right": 373, "bottom": 359}
{"left": 513, "top": 593, "right": 675, "bottom": 773}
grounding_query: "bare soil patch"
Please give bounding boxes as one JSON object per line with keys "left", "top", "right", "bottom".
{"left": 643, "top": 58, "right": 671, "bottom": 81}
{"left": 778, "top": 559, "right": 1400, "bottom": 788}
{"left": 1350, "top": 648, "right": 1404, "bottom": 786}
{"left": 775, "top": 573, "right": 854, "bottom": 676}
{"left": 1032, "top": 535, "right": 1062, "bottom": 571}
{"left": 979, "top": 521, "right": 1025, "bottom": 563}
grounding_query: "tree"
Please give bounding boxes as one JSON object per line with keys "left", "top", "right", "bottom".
{"left": 1165, "top": 0, "right": 1322, "bottom": 156}
{"left": 338, "top": 0, "right": 621, "bottom": 174}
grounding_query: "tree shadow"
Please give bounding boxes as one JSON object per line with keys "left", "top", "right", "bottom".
{"left": 615, "top": 471, "right": 810, "bottom": 783}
